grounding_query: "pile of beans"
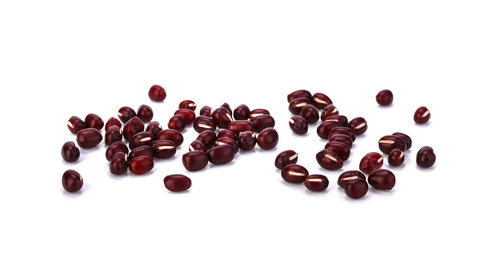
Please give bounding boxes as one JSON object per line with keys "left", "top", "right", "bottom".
{"left": 61, "top": 86, "right": 435, "bottom": 198}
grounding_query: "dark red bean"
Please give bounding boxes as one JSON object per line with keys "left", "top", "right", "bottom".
{"left": 345, "top": 179, "right": 368, "bottom": 199}
{"left": 251, "top": 115, "right": 275, "bottom": 132}
{"left": 288, "top": 97, "right": 311, "bottom": 115}
{"left": 76, "top": 128, "right": 102, "bottom": 148}
{"left": 105, "top": 125, "right": 122, "bottom": 145}
{"left": 281, "top": 164, "right": 309, "bottom": 183}
{"left": 145, "top": 121, "right": 162, "bottom": 138}
{"left": 348, "top": 117, "right": 367, "bottom": 136}
{"left": 148, "top": 84, "right": 166, "bottom": 102}
{"left": 274, "top": 150, "right": 298, "bottom": 169}
{"left": 289, "top": 116, "right": 308, "bottom": 135}
{"left": 388, "top": 149, "right": 405, "bottom": 167}
{"left": 129, "top": 156, "right": 154, "bottom": 175}
{"left": 62, "top": 170, "right": 83, "bottom": 193}
{"left": 208, "top": 145, "right": 235, "bottom": 165}
{"left": 317, "top": 121, "right": 341, "bottom": 139}
{"left": 392, "top": 132, "right": 412, "bottom": 150}
{"left": 300, "top": 104, "right": 319, "bottom": 123}
{"left": 287, "top": 89, "right": 311, "bottom": 103}
{"left": 359, "top": 152, "right": 383, "bottom": 174}
{"left": 414, "top": 106, "right": 431, "bottom": 124}
{"left": 67, "top": 116, "right": 86, "bottom": 134}
{"left": 109, "top": 152, "right": 128, "bottom": 175}
{"left": 316, "top": 149, "right": 343, "bottom": 170}
{"left": 328, "top": 127, "right": 356, "bottom": 142}
{"left": 179, "top": 100, "right": 196, "bottom": 111}
{"left": 215, "top": 137, "right": 239, "bottom": 154}
{"left": 337, "top": 171, "right": 366, "bottom": 188}
{"left": 304, "top": 174, "right": 329, "bottom": 192}
{"left": 221, "top": 103, "right": 232, "bottom": 115}
{"left": 196, "top": 130, "right": 217, "bottom": 147}
{"left": 118, "top": 106, "right": 136, "bottom": 123}
{"left": 129, "top": 146, "right": 154, "bottom": 160}
{"left": 156, "top": 129, "right": 183, "bottom": 146}
{"left": 227, "top": 120, "right": 253, "bottom": 134}
{"left": 164, "top": 174, "right": 191, "bottom": 192}
{"left": 182, "top": 151, "right": 208, "bottom": 171}
{"left": 152, "top": 140, "right": 176, "bottom": 159}
{"left": 193, "top": 116, "right": 216, "bottom": 133}
{"left": 137, "top": 104, "right": 154, "bottom": 123}
{"left": 61, "top": 141, "right": 80, "bottom": 162}
{"left": 106, "top": 141, "right": 129, "bottom": 161}
{"left": 212, "top": 107, "right": 234, "bottom": 129}
{"left": 234, "top": 104, "right": 250, "bottom": 120}
{"left": 105, "top": 117, "right": 121, "bottom": 131}
{"left": 257, "top": 128, "right": 279, "bottom": 150}
{"left": 324, "top": 141, "right": 350, "bottom": 161}
{"left": 238, "top": 131, "right": 256, "bottom": 151}
{"left": 218, "top": 129, "right": 237, "bottom": 141}
{"left": 368, "top": 169, "right": 396, "bottom": 190}
{"left": 168, "top": 115, "right": 186, "bottom": 131}
{"left": 199, "top": 106, "right": 212, "bottom": 117}
{"left": 328, "top": 134, "right": 353, "bottom": 149}
{"left": 189, "top": 140, "right": 206, "bottom": 152}
{"left": 376, "top": 89, "right": 393, "bottom": 106}
{"left": 249, "top": 109, "right": 270, "bottom": 119}
{"left": 320, "top": 105, "right": 339, "bottom": 121}
{"left": 122, "top": 117, "right": 144, "bottom": 142}
{"left": 323, "top": 115, "right": 348, "bottom": 127}
{"left": 378, "top": 135, "right": 406, "bottom": 154}
{"left": 311, "top": 92, "right": 332, "bottom": 109}
{"left": 174, "top": 109, "right": 196, "bottom": 124}
{"left": 416, "top": 146, "right": 436, "bottom": 168}
{"left": 84, "top": 113, "right": 104, "bottom": 130}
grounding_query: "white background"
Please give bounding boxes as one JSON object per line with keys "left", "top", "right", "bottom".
{"left": 1, "top": 1, "right": 499, "bottom": 279}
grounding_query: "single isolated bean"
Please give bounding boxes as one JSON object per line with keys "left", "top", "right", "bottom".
{"left": 320, "top": 104, "right": 340, "bottom": 121}
{"left": 164, "top": 174, "right": 192, "bottom": 192}
{"left": 368, "top": 169, "right": 396, "bottom": 190}
{"left": 300, "top": 104, "right": 319, "bottom": 123}
{"left": 129, "top": 156, "right": 154, "bottom": 175}
{"left": 287, "top": 89, "right": 312, "bottom": 103}
{"left": 182, "top": 151, "right": 209, "bottom": 171}
{"left": 109, "top": 152, "right": 128, "bottom": 175}
{"left": 76, "top": 128, "right": 102, "bottom": 148}
{"left": 85, "top": 113, "right": 104, "bottom": 131}
{"left": 304, "top": 174, "right": 329, "bottom": 192}
{"left": 311, "top": 92, "right": 332, "bottom": 109}
{"left": 196, "top": 130, "right": 217, "bottom": 147}
{"left": 324, "top": 141, "right": 350, "bottom": 161}
{"left": 251, "top": 115, "right": 275, "bottom": 132}
{"left": 348, "top": 117, "right": 368, "bottom": 136}
{"left": 207, "top": 145, "right": 235, "bottom": 165}
{"left": 257, "top": 128, "right": 279, "bottom": 150}
{"left": 414, "top": 106, "right": 431, "bottom": 124}
{"left": 238, "top": 131, "right": 256, "bottom": 151}
{"left": 156, "top": 129, "right": 183, "bottom": 146}
{"left": 106, "top": 141, "right": 129, "bottom": 161}
{"left": 416, "top": 146, "right": 436, "bottom": 168}
{"left": 337, "top": 171, "right": 366, "bottom": 188}
{"left": 193, "top": 116, "right": 216, "bottom": 133}
{"left": 316, "top": 149, "right": 343, "bottom": 170}
{"left": 376, "top": 89, "right": 393, "bottom": 106}
{"left": 234, "top": 104, "right": 250, "bottom": 120}
{"left": 61, "top": 141, "right": 80, "bottom": 162}
{"left": 105, "top": 117, "right": 121, "bottom": 132}
{"left": 274, "top": 150, "right": 298, "bottom": 169}
{"left": 67, "top": 116, "right": 87, "bottom": 134}
{"left": 148, "top": 84, "right": 166, "bottom": 102}
{"left": 62, "top": 169, "right": 83, "bottom": 193}
{"left": 359, "top": 152, "right": 384, "bottom": 174}
{"left": 129, "top": 146, "right": 154, "bottom": 160}
{"left": 122, "top": 117, "right": 144, "bottom": 142}
{"left": 117, "top": 106, "right": 136, "bottom": 123}
{"left": 289, "top": 116, "right": 308, "bottom": 135}
{"left": 378, "top": 135, "right": 406, "bottom": 154}
{"left": 137, "top": 104, "right": 154, "bottom": 123}
{"left": 345, "top": 179, "right": 368, "bottom": 199}
{"left": 281, "top": 164, "right": 309, "bottom": 183}
{"left": 388, "top": 149, "right": 405, "bottom": 166}
{"left": 179, "top": 100, "right": 197, "bottom": 111}
{"left": 105, "top": 125, "right": 122, "bottom": 145}
{"left": 174, "top": 109, "right": 196, "bottom": 124}
{"left": 152, "top": 140, "right": 176, "bottom": 159}
{"left": 168, "top": 115, "right": 186, "bottom": 131}
{"left": 288, "top": 97, "right": 311, "bottom": 115}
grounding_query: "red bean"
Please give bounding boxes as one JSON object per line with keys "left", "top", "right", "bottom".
{"left": 148, "top": 84, "right": 166, "bottom": 102}
{"left": 67, "top": 116, "right": 87, "bottom": 134}
{"left": 156, "top": 129, "right": 184, "bottom": 146}
{"left": 193, "top": 116, "right": 216, "bottom": 133}
{"left": 152, "top": 140, "right": 176, "bottom": 159}
{"left": 137, "top": 105, "right": 154, "bottom": 123}
{"left": 234, "top": 104, "right": 250, "bottom": 120}
{"left": 359, "top": 152, "right": 383, "bottom": 174}
{"left": 304, "top": 174, "right": 329, "bottom": 192}
{"left": 146, "top": 121, "right": 162, "bottom": 138}
{"left": 61, "top": 141, "right": 80, "bottom": 163}
{"left": 378, "top": 135, "right": 406, "bottom": 154}
{"left": 122, "top": 117, "right": 144, "bottom": 142}
{"left": 274, "top": 150, "right": 298, "bottom": 169}
{"left": 287, "top": 89, "right": 312, "bottom": 103}
{"left": 174, "top": 109, "right": 196, "bottom": 124}
{"left": 337, "top": 171, "right": 366, "bottom": 188}
{"left": 388, "top": 149, "right": 405, "bottom": 166}
{"left": 328, "top": 127, "right": 356, "bottom": 142}
{"left": 129, "top": 131, "right": 153, "bottom": 149}
{"left": 117, "top": 106, "right": 136, "bottom": 123}
{"left": 392, "top": 132, "right": 412, "bottom": 150}
{"left": 208, "top": 145, "right": 235, "bottom": 165}
{"left": 316, "top": 149, "right": 343, "bottom": 170}
{"left": 257, "top": 128, "right": 279, "bottom": 150}
{"left": 300, "top": 104, "right": 319, "bottom": 123}
{"left": 249, "top": 109, "right": 270, "bottom": 119}
{"left": 414, "top": 106, "right": 431, "bottom": 124}
{"left": 84, "top": 113, "right": 104, "bottom": 131}
{"left": 212, "top": 107, "right": 234, "bottom": 129}
{"left": 311, "top": 92, "right": 332, "bottom": 109}
{"left": 348, "top": 117, "right": 368, "bottom": 136}
{"left": 215, "top": 137, "right": 239, "bottom": 154}
{"left": 168, "top": 115, "right": 186, "bottom": 131}
{"left": 106, "top": 141, "right": 129, "bottom": 161}
{"left": 164, "top": 174, "right": 192, "bottom": 192}
{"left": 328, "top": 134, "right": 353, "bottom": 149}
{"left": 238, "top": 131, "right": 256, "bottom": 151}
{"left": 217, "top": 129, "right": 237, "bottom": 141}
{"left": 345, "top": 179, "right": 368, "bottom": 199}
{"left": 129, "top": 146, "right": 154, "bottom": 160}
{"left": 179, "top": 100, "right": 197, "bottom": 111}
{"left": 105, "top": 117, "right": 121, "bottom": 131}
{"left": 289, "top": 116, "right": 308, "bottom": 135}
{"left": 281, "top": 164, "right": 309, "bottom": 183}
{"left": 62, "top": 169, "right": 83, "bottom": 193}
{"left": 376, "top": 89, "right": 393, "bottom": 106}
{"left": 76, "top": 128, "right": 102, "bottom": 148}
{"left": 182, "top": 151, "right": 209, "bottom": 171}
{"left": 221, "top": 103, "right": 232, "bottom": 115}
{"left": 189, "top": 140, "right": 207, "bottom": 152}
{"left": 317, "top": 121, "right": 341, "bottom": 139}
{"left": 129, "top": 156, "right": 154, "bottom": 175}
{"left": 199, "top": 106, "right": 212, "bottom": 117}
{"left": 320, "top": 104, "right": 339, "bottom": 121}
{"left": 196, "top": 130, "right": 217, "bottom": 147}
{"left": 324, "top": 141, "right": 350, "bottom": 161}
{"left": 368, "top": 169, "right": 396, "bottom": 190}
{"left": 323, "top": 115, "right": 348, "bottom": 126}
{"left": 227, "top": 120, "right": 253, "bottom": 134}
{"left": 109, "top": 152, "right": 128, "bottom": 175}
{"left": 251, "top": 115, "right": 275, "bottom": 132}
{"left": 416, "top": 146, "right": 436, "bottom": 168}
{"left": 288, "top": 97, "right": 311, "bottom": 115}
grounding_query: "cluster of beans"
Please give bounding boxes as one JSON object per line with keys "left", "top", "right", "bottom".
{"left": 277, "top": 89, "right": 436, "bottom": 199}
{"left": 61, "top": 85, "right": 280, "bottom": 193}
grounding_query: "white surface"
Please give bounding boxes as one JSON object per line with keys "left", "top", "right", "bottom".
{"left": 1, "top": 1, "right": 499, "bottom": 279}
